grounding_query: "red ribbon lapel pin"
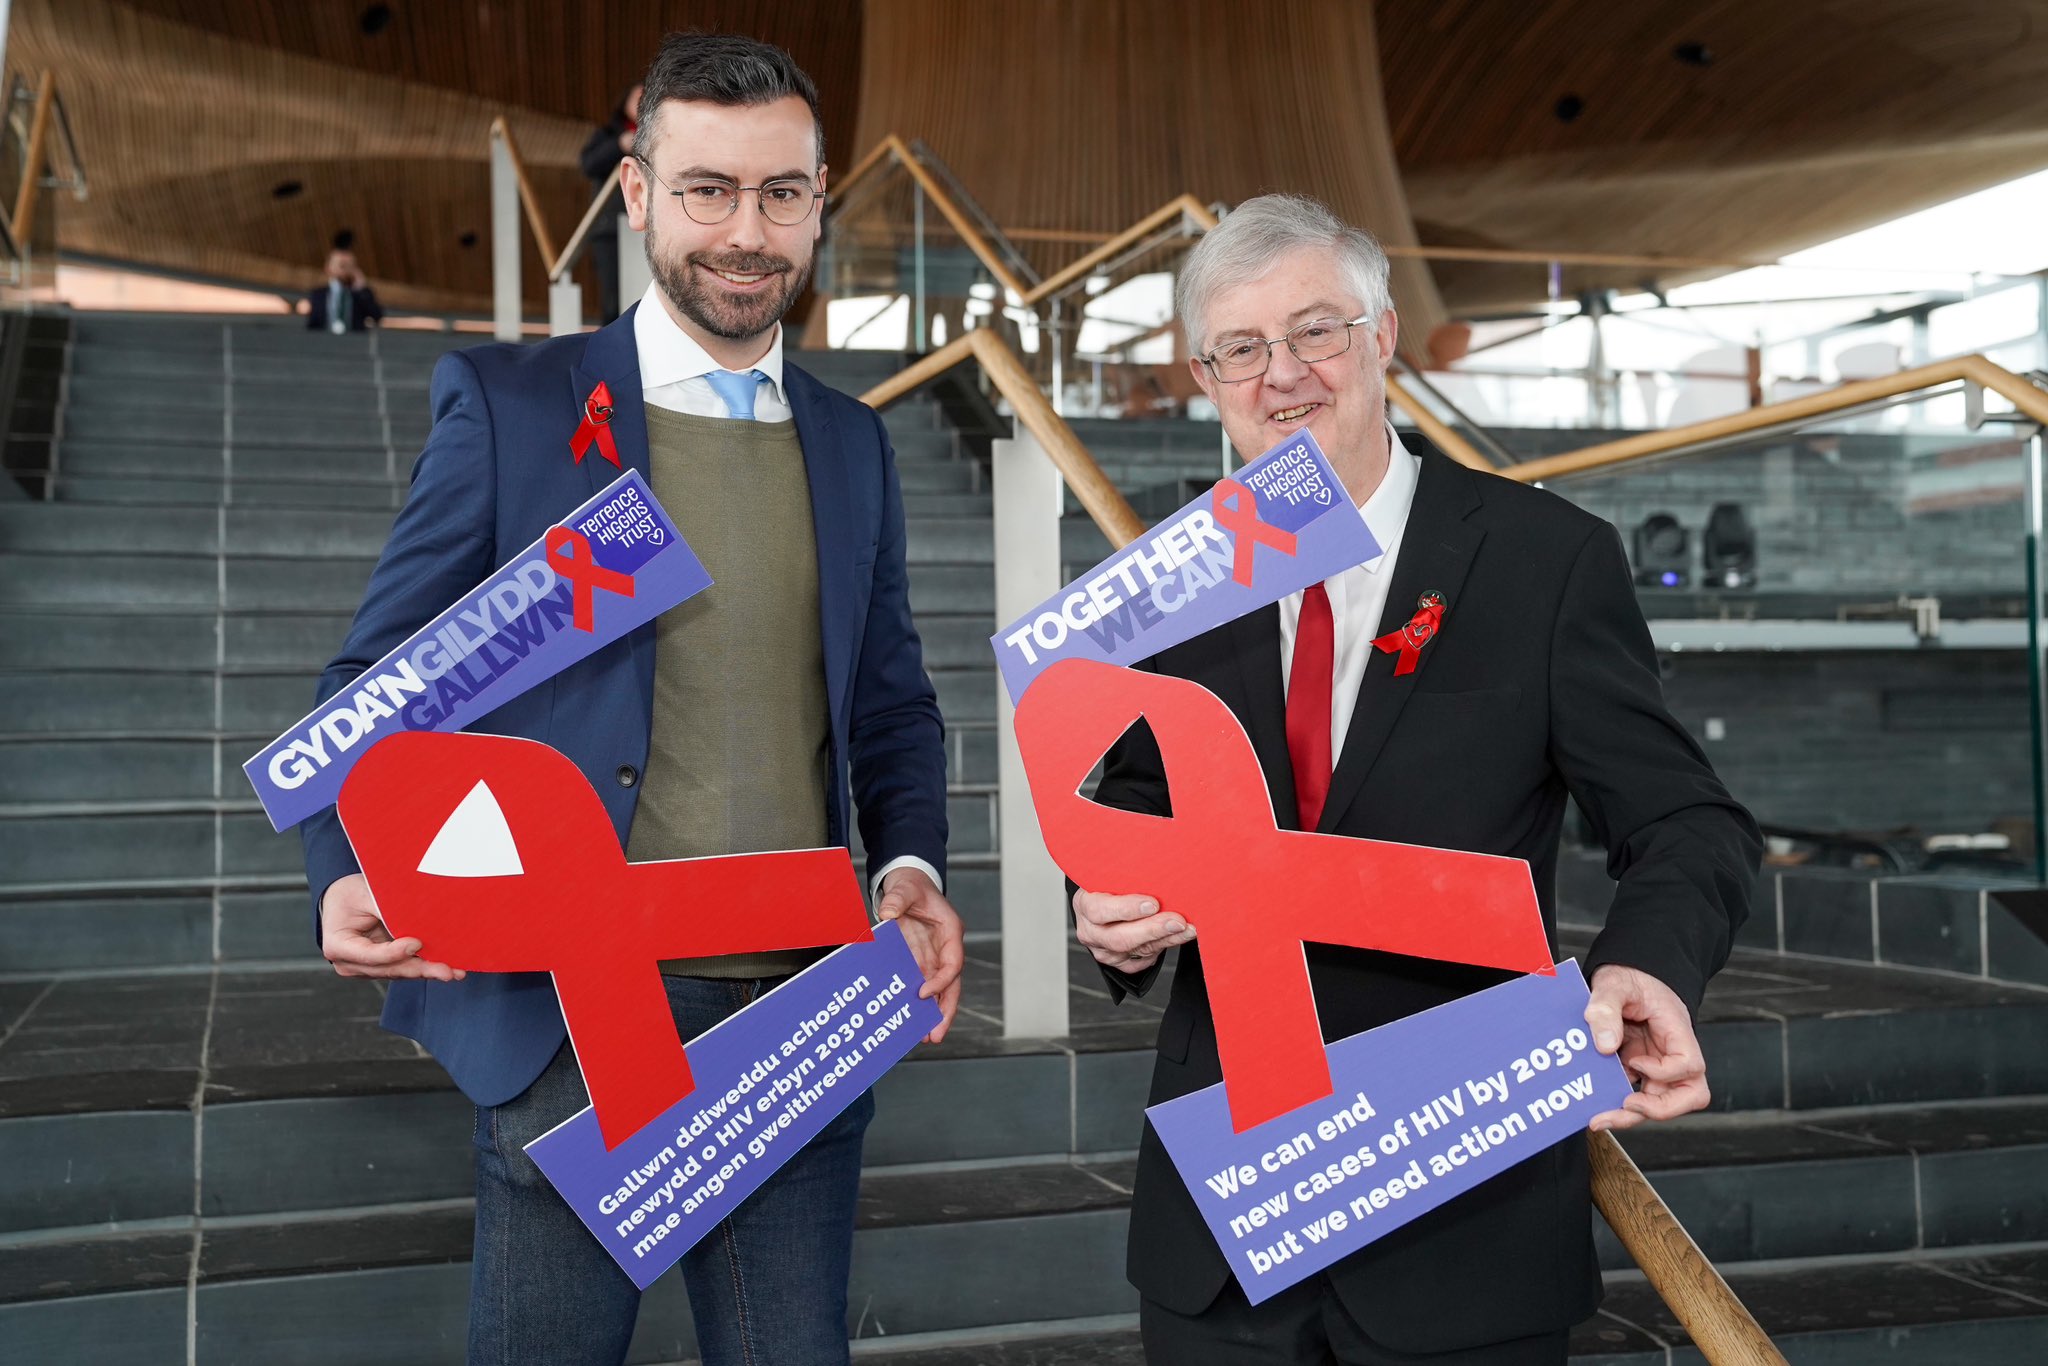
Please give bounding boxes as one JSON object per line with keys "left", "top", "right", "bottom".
{"left": 1373, "top": 590, "right": 1445, "bottom": 677}
{"left": 571, "top": 380, "right": 621, "bottom": 468}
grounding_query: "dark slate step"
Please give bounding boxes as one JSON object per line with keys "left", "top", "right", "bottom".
{"left": 0, "top": 1158, "right": 1137, "bottom": 1364}
{"left": 10, "top": 1193, "right": 2048, "bottom": 1364}
{"left": 0, "top": 610, "right": 351, "bottom": 672}
{"left": 0, "top": 807, "right": 299, "bottom": 886}
{"left": 0, "top": 889, "right": 314, "bottom": 974}
{"left": 930, "top": 667, "right": 997, "bottom": 724}
{"left": 0, "top": 553, "right": 219, "bottom": 610}
{"left": 65, "top": 376, "right": 411, "bottom": 414}
{"left": 0, "top": 505, "right": 398, "bottom": 558}
{"left": 908, "top": 563, "right": 993, "bottom": 615}
{"left": 0, "top": 667, "right": 324, "bottom": 733}
{"left": 51, "top": 474, "right": 406, "bottom": 511}
{"left": 0, "top": 953, "right": 1163, "bottom": 1228}
{"left": 64, "top": 404, "right": 393, "bottom": 447}
{"left": 904, "top": 517, "right": 993, "bottom": 564}
{"left": 57, "top": 440, "right": 397, "bottom": 483}
{"left": 1598, "top": 1098, "right": 2048, "bottom": 1270}
{"left": 855, "top": 1246, "right": 2048, "bottom": 1366}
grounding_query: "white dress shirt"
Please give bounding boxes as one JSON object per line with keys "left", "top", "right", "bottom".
{"left": 1278, "top": 427, "right": 1424, "bottom": 761}
{"left": 629, "top": 284, "right": 941, "bottom": 897}
{"left": 632, "top": 282, "right": 794, "bottom": 421}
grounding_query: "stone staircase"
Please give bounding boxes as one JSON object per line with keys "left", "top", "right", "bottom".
{"left": 2, "top": 315, "right": 2046, "bottom": 1365}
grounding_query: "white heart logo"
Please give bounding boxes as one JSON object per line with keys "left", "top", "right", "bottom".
{"left": 1314, "top": 487, "right": 1333, "bottom": 505}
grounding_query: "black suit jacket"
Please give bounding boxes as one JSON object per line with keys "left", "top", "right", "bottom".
{"left": 1093, "top": 441, "right": 1759, "bottom": 1352}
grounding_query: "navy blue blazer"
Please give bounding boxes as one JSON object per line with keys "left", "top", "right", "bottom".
{"left": 299, "top": 306, "right": 949, "bottom": 1107}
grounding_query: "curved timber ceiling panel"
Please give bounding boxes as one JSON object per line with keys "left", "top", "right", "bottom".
{"left": 13, "top": 0, "right": 2048, "bottom": 316}
{"left": 11, "top": 0, "right": 862, "bottom": 312}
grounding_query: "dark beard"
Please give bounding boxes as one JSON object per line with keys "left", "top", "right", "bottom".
{"left": 645, "top": 219, "right": 814, "bottom": 343}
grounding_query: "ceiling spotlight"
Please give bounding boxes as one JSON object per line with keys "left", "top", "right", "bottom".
{"left": 1554, "top": 95, "right": 1585, "bottom": 124}
{"left": 1673, "top": 42, "right": 1714, "bottom": 67}
{"left": 459, "top": 230, "right": 479, "bottom": 249}
{"left": 360, "top": 4, "right": 395, "bottom": 37}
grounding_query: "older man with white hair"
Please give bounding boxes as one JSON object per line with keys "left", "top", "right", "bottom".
{"left": 1071, "top": 195, "right": 1760, "bottom": 1365}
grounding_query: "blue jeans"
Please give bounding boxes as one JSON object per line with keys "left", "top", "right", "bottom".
{"left": 468, "top": 975, "right": 873, "bottom": 1366}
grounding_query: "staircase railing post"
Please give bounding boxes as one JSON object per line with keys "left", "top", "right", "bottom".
{"left": 548, "top": 279, "right": 583, "bottom": 337}
{"left": 490, "top": 128, "right": 521, "bottom": 342}
{"left": 992, "top": 427, "right": 1071, "bottom": 1039}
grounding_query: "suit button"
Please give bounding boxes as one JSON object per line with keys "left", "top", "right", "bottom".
{"left": 616, "top": 765, "right": 639, "bottom": 788}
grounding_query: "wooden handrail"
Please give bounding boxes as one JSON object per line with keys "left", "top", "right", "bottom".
{"left": 1025, "top": 194, "right": 1216, "bottom": 307}
{"left": 1386, "top": 376, "right": 1494, "bottom": 472}
{"left": 859, "top": 327, "right": 1784, "bottom": 1366}
{"left": 893, "top": 150, "right": 1035, "bottom": 303}
{"left": 1505, "top": 353, "right": 2048, "bottom": 484}
{"left": 552, "top": 164, "right": 621, "bottom": 280}
{"left": 9, "top": 72, "right": 56, "bottom": 248}
{"left": 490, "top": 117, "right": 559, "bottom": 274}
{"left": 859, "top": 330, "right": 1144, "bottom": 543}
{"left": 831, "top": 132, "right": 909, "bottom": 206}
{"left": 1591, "top": 1135, "right": 1784, "bottom": 1363}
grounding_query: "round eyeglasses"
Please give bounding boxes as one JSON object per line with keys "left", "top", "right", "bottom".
{"left": 1199, "top": 315, "right": 1372, "bottom": 383}
{"left": 638, "top": 159, "right": 824, "bottom": 227}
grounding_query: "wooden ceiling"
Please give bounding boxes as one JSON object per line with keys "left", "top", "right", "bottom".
{"left": 9, "top": 0, "right": 862, "bottom": 313}
{"left": 13, "top": 0, "right": 2048, "bottom": 317}
{"left": 1380, "top": 0, "right": 2048, "bottom": 307}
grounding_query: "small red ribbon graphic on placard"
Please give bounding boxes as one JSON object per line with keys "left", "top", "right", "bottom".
{"left": 1016, "top": 659, "right": 1550, "bottom": 1133}
{"left": 544, "top": 526, "right": 635, "bottom": 632}
{"left": 339, "top": 731, "right": 872, "bottom": 1149}
{"left": 1211, "top": 478, "right": 1299, "bottom": 586}
{"left": 571, "top": 381, "right": 621, "bottom": 468}
{"left": 1372, "top": 593, "right": 1445, "bottom": 677}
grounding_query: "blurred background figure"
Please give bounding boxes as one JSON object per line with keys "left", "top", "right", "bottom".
{"left": 579, "top": 83, "right": 641, "bottom": 324}
{"left": 305, "top": 231, "right": 383, "bottom": 333}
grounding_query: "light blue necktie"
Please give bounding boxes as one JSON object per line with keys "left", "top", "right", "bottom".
{"left": 706, "top": 368, "right": 767, "bottom": 421}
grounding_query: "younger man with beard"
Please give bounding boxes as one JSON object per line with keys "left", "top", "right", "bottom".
{"left": 301, "top": 33, "right": 963, "bottom": 1366}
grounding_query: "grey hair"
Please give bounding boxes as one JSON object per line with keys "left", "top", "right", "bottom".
{"left": 1176, "top": 194, "right": 1392, "bottom": 355}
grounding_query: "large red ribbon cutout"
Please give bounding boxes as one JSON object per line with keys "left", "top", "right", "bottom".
{"left": 544, "top": 526, "right": 636, "bottom": 633}
{"left": 338, "top": 731, "right": 873, "bottom": 1149}
{"left": 571, "top": 380, "right": 622, "bottom": 468}
{"left": 1210, "top": 478, "right": 1298, "bottom": 586}
{"left": 1016, "top": 659, "right": 1553, "bottom": 1133}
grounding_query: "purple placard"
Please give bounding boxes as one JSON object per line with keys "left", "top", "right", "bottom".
{"left": 1145, "top": 961, "right": 1630, "bottom": 1305}
{"left": 991, "top": 430, "right": 1379, "bottom": 704}
{"left": 244, "top": 470, "right": 711, "bottom": 831}
{"left": 525, "top": 921, "right": 942, "bottom": 1289}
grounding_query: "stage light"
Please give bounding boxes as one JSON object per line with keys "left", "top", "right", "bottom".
{"left": 1632, "top": 513, "right": 1689, "bottom": 588}
{"left": 1702, "top": 502, "right": 1757, "bottom": 590}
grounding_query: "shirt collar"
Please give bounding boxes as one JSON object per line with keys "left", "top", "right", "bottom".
{"left": 632, "top": 283, "right": 786, "bottom": 402}
{"left": 1358, "top": 425, "right": 1421, "bottom": 572}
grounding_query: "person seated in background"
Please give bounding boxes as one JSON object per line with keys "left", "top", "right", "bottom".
{"left": 305, "top": 235, "right": 384, "bottom": 333}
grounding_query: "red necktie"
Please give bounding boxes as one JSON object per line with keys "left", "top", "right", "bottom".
{"left": 1286, "top": 583, "right": 1334, "bottom": 831}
